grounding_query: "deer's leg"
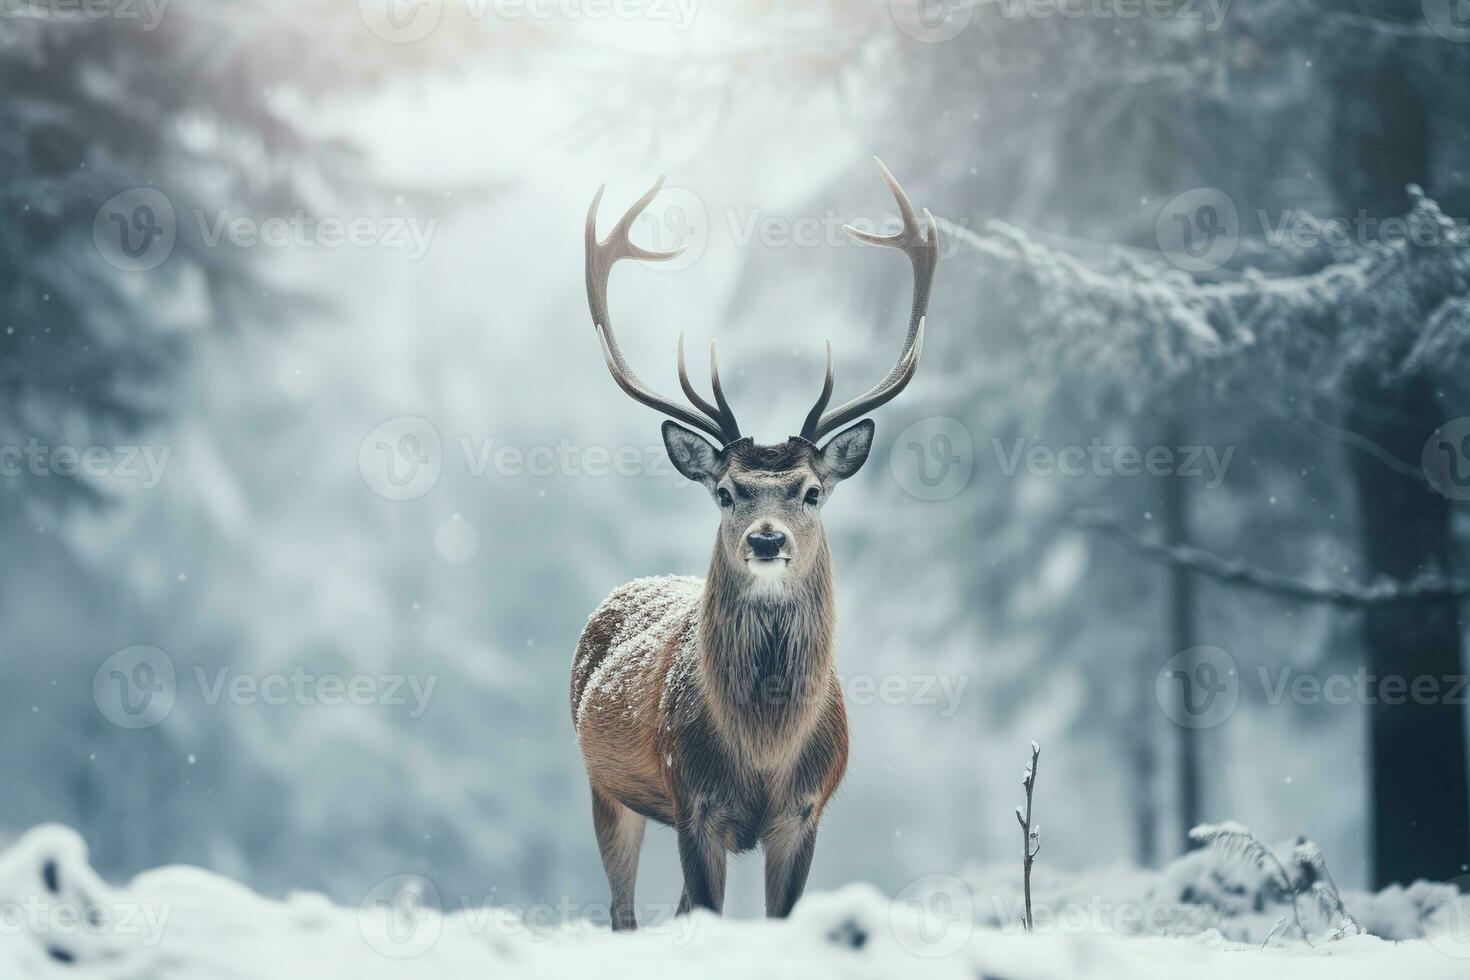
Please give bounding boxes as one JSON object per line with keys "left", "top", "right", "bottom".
{"left": 591, "top": 786, "right": 645, "bottom": 930}
{"left": 762, "top": 799, "right": 819, "bottom": 918}
{"left": 674, "top": 795, "right": 727, "bottom": 915}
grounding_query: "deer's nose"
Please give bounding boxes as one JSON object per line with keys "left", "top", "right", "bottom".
{"left": 747, "top": 530, "right": 786, "bottom": 559}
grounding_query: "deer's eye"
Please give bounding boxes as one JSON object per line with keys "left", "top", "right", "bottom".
{"left": 804, "top": 486, "right": 822, "bottom": 506}
{"left": 717, "top": 487, "right": 734, "bottom": 508}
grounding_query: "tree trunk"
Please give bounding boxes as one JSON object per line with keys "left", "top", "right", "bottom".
{"left": 1161, "top": 422, "right": 1201, "bottom": 853}
{"left": 1347, "top": 378, "right": 1470, "bottom": 886}
{"left": 1331, "top": 48, "right": 1468, "bottom": 887}
{"left": 1130, "top": 648, "right": 1159, "bottom": 866}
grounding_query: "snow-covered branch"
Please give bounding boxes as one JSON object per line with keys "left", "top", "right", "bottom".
{"left": 1071, "top": 508, "right": 1470, "bottom": 607}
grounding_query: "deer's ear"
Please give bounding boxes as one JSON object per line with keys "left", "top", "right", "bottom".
{"left": 816, "top": 419, "right": 875, "bottom": 484}
{"left": 662, "top": 421, "right": 723, "bottom": 488}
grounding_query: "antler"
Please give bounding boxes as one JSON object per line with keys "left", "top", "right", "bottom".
{"left": 799, "top": 158, "right": 938, "bottom": 443}
{"left": 586, "top": 178, "right": 741, "bottom": 445}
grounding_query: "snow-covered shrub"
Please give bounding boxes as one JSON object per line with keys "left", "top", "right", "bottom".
{"left": 1188, "top": 821, "right": 1359, "bottom": 944}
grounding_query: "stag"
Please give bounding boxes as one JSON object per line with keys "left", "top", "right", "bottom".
{"left": 571, "top": 160, "right": 939, "bottom": 927}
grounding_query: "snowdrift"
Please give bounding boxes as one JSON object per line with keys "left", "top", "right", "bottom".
{"left": 0, "top": 825, "right": 1466, "bottom": 978}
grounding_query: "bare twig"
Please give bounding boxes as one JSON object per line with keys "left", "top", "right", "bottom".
{"left": 1261, "top": 915, "right": 1290, "bottom": 951}
{"left": 1015, "top": 741, "right": 1041, "bottom": 932}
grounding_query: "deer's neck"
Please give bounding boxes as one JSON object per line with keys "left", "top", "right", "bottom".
{"left": 698, "top": 543, "right": 836, "bottom": 757}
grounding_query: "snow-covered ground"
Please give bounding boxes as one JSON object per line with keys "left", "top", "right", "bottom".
{"left": 1, "top": 824, "right": 1467, "bottom": 978}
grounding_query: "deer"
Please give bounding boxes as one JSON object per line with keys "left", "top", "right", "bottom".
{"left": 570, "top": 159, "right": 938, "bottom": 929}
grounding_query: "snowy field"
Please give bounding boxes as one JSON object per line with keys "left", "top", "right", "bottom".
{"left": 2, "top": 825, "right": 1467, "bottom": 979}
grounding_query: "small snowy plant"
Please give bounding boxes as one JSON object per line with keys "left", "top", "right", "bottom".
{"left": 1188, "top": 821, "right": 1360, "bottom": 946}
{"left": 1290, "top": 839, "right": 1362, "bottom": 941}
{"left": 1015, "top": 740, "right": 1041, "bottom": 932}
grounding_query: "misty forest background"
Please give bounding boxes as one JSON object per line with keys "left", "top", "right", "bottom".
{"left": 3, "top": 0, "right": 1470, "bottom": 917}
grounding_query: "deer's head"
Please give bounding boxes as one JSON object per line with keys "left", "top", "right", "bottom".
{"left": 585, "top": 159, "right": 938, "bottom": 594}
{"left": 658, "top": 423, "right": 874, "bottom": 591}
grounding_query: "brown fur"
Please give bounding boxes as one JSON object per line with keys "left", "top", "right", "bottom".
{"left": 572, "top": 434, "right": 862, "bottom": 925}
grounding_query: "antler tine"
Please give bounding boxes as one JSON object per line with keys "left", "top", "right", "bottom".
{"left": 707, "top": 341, "right": 741, "bottom": 444}
{"left": 586, "top": 180, "right": 740, "bottom": 445}
{"left": 811, "top": 318, "right": 926, "bottom": 437}
{"left": 801, "top": 158, "right": 939, "bottom": 442}
{"left": 842, "top": 157, "right": 919, "bottom": 246}
{"left": 677, "top": 332, "right": 721, "bottom": 420}
{"left": 798, "top": 341, "right": 834, "bottom": 444}
{"left": 674, "top": 334, "right": 741, "bottom": 444}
